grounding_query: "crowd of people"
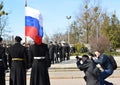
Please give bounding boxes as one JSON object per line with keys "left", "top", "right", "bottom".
{"left": 0, "top": 36, "right": 73, "bottom": 85}
{"left": 48, "top": 41, "right": 71, "bottom": 64}
{"left": 0, "top": 36, "right": 51, "bottom": 85}
{"left": 0, "top": 35, "right": 116, "bottom": 85}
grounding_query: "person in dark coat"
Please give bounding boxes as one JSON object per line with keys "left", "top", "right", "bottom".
{"left": 76, "top": 55, "right": 100, "bottom": 85}
{"left": 92, "top": 51, "right": 114, "bottom": 85}
{"left": 61, "top": 43, "right": 66, "bottom": 61}
{"left": 0, "top": 37, "right": 7, "bottom": 85}
{"left": 48, "top": 41, "right": 55, "bottom": 64}
{"left": 28, "top": 42, "right": 51, "bottom": 85}
{"left": 54, "top": 41, "right": 59, "bottom": 63}
{"left": 65, "top": 43, "right": 70, "bottom": 60}
{"left": 61, "top": 43, "right": 70, "bottom": 61}
{"left": 58, "top": 43, "right": 62, "bottom": 62}
{"left": 7, "top": 36, "right": 28, "bottom": 85}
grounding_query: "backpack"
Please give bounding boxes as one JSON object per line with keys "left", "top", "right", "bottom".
{"left": 108, "top": 55, "right": 117, "bottom": 70}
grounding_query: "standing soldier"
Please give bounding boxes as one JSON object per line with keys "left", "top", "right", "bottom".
{"left": 0, "top": 37, "right": 7, "bottom": 85}
{"left": 7, "top": 36, "right": 28, "bottom": 85}
{"left": 54, "top": 41, "right": 59, "bottom": 63}
{"left": 58, "top": 43, "right": 62, "bottom": 62}
{"left": 61, "top": 42, "right": 66, "bottom": 61}
{"left": 61, "top": 42, "right": 70, "bottom": 61}
{"left": 66, "top": 43, "right": 70, "bottom": 60}
{"left": 28, "top": 42, "right": 51, "bottom": 85}
{"left": 48, "top": 41, "right": 55, "bottom": 64}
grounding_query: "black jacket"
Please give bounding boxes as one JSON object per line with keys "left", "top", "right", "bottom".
{"left": 0, "top": 44, "right": 7, "bottom": 69}
{"left": 76, "top": 59, "right": 100, "bottom": 85}
{"left": 0, "top": 44, "right": 7, "bottom": 85}
{"left": 7, "top": 42, "right": 28, "bottom": 85}
{"left": 28, "top": 43, "right": 51, "bottom": 85}
{"left": 94, "top": 54, "right": 113, "bottom": 70}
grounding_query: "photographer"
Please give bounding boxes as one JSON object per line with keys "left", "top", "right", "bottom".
{"left": 91, "top": 51, "right": 113, "bottom": 85}
{"left": 76, "top": 55, "right": 100, "bottom": 85}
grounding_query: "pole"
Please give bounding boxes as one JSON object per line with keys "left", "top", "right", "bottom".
{"left": 25, "top": 0, "right": 27, "bottom": 7}
{"left": 25, "top": 0, "right": 27, "bottom": 46}
{"left": 66, "top": 16, "right": 71, "bottom": 44}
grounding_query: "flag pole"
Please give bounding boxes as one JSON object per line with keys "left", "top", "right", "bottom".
{"left": 25, "top": 0, "right": 27, "bottom": 7}
{"left": 25, "top": 0, "right": 27, "bottom": 47}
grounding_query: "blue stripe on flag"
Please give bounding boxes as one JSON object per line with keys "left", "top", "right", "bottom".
{"left": 25, "top": 16, "right": 43, "bottom": 37}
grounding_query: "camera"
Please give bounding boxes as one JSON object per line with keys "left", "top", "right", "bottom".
{"left": 76, "top": 56, "right": 82, "bottom": 61}
{"left": 88, "top": 52, "right": 96, "bottom": 57}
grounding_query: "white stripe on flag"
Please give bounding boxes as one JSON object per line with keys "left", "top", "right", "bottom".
{"left": 25, "top": 7, "right": 43, "bottom": 27}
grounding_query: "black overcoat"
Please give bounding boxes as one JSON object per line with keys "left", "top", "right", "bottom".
{"left": 0, "top": 44, "right": 7, "bottom": 85}
{"left": 77, "top": 59, "right": 100, "bottom": 85}
{"left": 48, "top": 44, "right": 55, "bottom": 63}
{"left": 7, "top": 43, "right": 27, "bottom": 85}
{"left": 28, "top": 43, "right": 51, "bottom": 85}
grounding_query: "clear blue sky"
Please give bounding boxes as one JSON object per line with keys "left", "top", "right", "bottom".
{"left": 3, "top": 0, "right": 120, "bottom": 41}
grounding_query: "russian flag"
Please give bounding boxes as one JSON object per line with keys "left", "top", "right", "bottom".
{"left": 25, "top": 7, "right": 43, "bottom": 44}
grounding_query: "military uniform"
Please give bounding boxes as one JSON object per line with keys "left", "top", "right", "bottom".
{"left": 48, "top": 42, "right": 55, "bottom": 64}
{"left": 54, "top": 42, "right": 59, "bottom": 63}
{"left": 28, "top": 43, "right": 51, "bottom": 85}
{"left": 0, "top": 44, "right": 7, "bottom": 85}
{"left": 7, "top": 36, "right": 28, "bottom": 85}
{"left": 58, "top": 43, "right": 62, "bottom": 62}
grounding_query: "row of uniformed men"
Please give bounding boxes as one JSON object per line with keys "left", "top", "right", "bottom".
{"left": 0, "top": 36, "right": 51, "bottom": 85}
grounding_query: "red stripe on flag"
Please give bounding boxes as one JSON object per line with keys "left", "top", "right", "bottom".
{"left": 25, "top": 26, "right": 42, "bottom": 44}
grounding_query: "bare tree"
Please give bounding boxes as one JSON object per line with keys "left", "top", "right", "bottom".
{"left": 69, "top": 21, "right": 83, "bottom": 44}
{"left": 43, "top": 33, "right": 50, "bottom": 44}
{"left": 51, "top": 32, "right": 67, "bottom": 43}
{"left": 89, "top": 35, "right": 110, "bottom": 53}
{"left": 0, "top": 1, "right": 9, "bottom": 37}
{"left": 76, "top": 0, "right": 104, "bottom": 44}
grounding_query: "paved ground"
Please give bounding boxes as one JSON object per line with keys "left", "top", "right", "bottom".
{"left": 13, "top": 77, "right": 117, "bottom": 85}
{"left": 50, "top": 78, "right": 120, "bottom": 85}
{"left": 6, "top": 77, "right": 120, "bottom": 85}
{"left": 5, "top": 56, "right": 120, "bottom": 85}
